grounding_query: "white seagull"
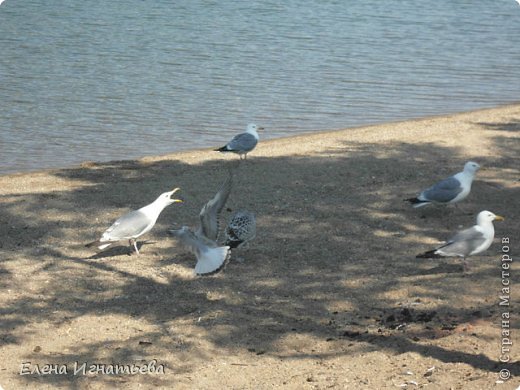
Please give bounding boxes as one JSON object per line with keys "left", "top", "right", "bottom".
{"left": 215, "top": 123, "right": 263, "bottom": 160}
{"left": 87, "top": 188, "right": 183, "bottom": 254}
{"left": 169, "top": 174, "right": 233, "bottom": 275}
{"left": 405, "top": 161, "right": 480, "bottom": 208}
{"left": 417, "top": 210, "right": 504, "bottom": 270}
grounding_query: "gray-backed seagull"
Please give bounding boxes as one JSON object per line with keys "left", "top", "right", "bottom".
{"left": 87, "top": 188, "right": 183, "bottom": 254}
{"left": 417, "top": 210, "right": 504, "bottom": 270}
{"left": 215, "top": 123, "right": 263, "bottom": 160}
{"left": 406, "top": 161, "right": 480, "bottom": 208}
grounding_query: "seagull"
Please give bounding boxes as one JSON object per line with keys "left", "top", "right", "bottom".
{"left": 86, "top": 188, "right": 183, "bottom": 254}
{"left": 197, "top": 173, "right": 233, "bottom": 242}
{"left": 169, "top": 174, "right": 233, "bottom": 275}
{"left": 214, "top": 123, "right": 263, "bottom": 160}
{"left": 416, "top": 210, "right": 504, "bottom": 271}
{"left": 225, "top": 210, "right": 256, "bottom": 249}
{"left": 405, "top": 161, "right": 480, "bottom": 208}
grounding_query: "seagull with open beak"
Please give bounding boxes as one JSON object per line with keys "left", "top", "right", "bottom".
{"left": 87, "top": 188, "right": 183, "bottom": 254}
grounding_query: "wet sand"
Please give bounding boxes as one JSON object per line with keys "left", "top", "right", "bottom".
{"left": 0, "top": 105, "right": 519, "bottom": 389}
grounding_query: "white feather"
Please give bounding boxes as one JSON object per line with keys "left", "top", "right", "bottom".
{"left": 194, "top": 246, "right": 230, "bottom": 275}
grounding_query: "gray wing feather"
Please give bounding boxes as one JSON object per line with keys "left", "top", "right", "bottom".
{"left": 199, "top": 173, "right": 233, "bottom": 241}
{"left": 437, "top": 226, "right": 486, "bottom": 257}
{"left": 422, "top": 176, "right": 462, "bottom": 203}
{"left": 227, "top": 133, "right": 257, "bottom": 152}
{"left": 170, "top": 228, "right": 230, "bottom": 275}
{"left": 103, "top": 210, "right": 151, "bottom": 240}
{"left": 171, "top": 229, "right": 215, "bottom": 256}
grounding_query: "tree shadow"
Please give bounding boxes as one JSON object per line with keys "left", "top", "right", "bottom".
{"left": 476, "top": 119, "right": 520, "bottom": 132}
{"left": 1, "top": 132, "right": 518, "bottom": 387}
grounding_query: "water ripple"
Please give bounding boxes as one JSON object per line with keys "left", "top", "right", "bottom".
{"left": 0, "top": 0, "right": 519, "bottom": 174}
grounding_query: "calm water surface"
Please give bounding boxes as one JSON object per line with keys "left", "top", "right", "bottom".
{"left": 0, "top": 1, "right": 519, "bottom": 174}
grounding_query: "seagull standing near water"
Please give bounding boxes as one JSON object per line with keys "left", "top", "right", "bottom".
{"left": 86, "top": 188, "right": 183, "bottom": 254}
{"left": 215, "top": 123, "right": 263, "bottom": 160}
{"left": 405, "top": 161, "right": 480, "bottom": 208}
{"left": 416, "top": 210, "right": 504, "bottom": 271}
{"left": 169, "top": 174, "right": 233, "bottom": 275}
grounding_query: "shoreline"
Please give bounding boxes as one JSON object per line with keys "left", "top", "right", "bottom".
{"left": 2, "top": 103, "right": 519, "bottom": 179}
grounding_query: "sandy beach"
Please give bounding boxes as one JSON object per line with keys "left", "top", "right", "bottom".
{"left": 1, "top": 105, "right": 519, "bottom": 389}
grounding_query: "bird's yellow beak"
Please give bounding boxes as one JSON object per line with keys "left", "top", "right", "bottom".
{"left": 495, "top": 215, "right": 505, "bottom": 221}
{"left": 170, "top": 188, "right": 183, "bottom": 203}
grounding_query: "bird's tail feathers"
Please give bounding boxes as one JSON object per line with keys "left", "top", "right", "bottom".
{"left": 225, "top": 238, "right": 243, "bottom": 249}
{"left": 195, "top": 246, "right": 231, "bottom": 276}
{"left": 85, "top": 240, "right": 113, "bottom": 250}
{"left": 416, "top": 249, "right": 442, "bottom": 259}
{"left": 404, "top": 197, "right": 430, "bottom": 208}
{"left": 215, "top": 145, "right": 230, "bottom": 152}
{"left": 168, "top": 229, "right": 181, "bottom": 237}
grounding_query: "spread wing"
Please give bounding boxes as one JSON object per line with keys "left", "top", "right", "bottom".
{"left": 421, "top": 176, "right": 463, "bottom": 203}
{"left": 198, "top": 173, "right": 233, "bottom": 241}
{"left": 170, "top": 228, "right": 212, "bottom": 255}
{"left": 170, "top": 228, "right": 230, "bottom": 276}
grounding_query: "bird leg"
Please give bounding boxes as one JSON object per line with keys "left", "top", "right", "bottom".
{"left": 454, "top": 203, "right": 462, "bottom": 216}
{"left": 454, "top": 203, "right": 471, "bottom": 216}
{"left": 444, "top": 207, "right": 455, "bottom": 230}
{"left": 129, "top": 239, "right": 140, "bottom": 255}
{"left": 462, "top": 257, "right": 470, "bottom": 273}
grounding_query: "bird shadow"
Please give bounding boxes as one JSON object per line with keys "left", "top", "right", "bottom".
{"left": 86, "top": 241, "right": 157, "bottom": 259}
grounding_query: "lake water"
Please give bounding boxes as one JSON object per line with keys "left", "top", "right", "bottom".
{"left": 0, "top": 0, "right": 519, "bottom": 175}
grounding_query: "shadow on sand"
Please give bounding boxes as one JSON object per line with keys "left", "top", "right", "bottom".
{"left": 1, "top": 121, "right": 518, "bottom": 386}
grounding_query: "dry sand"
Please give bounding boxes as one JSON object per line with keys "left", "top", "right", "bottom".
{"left": 0, "top": 105, "right": 519, "bottom": 389}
